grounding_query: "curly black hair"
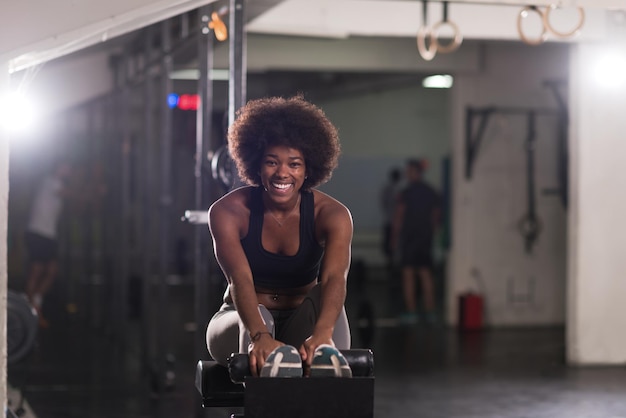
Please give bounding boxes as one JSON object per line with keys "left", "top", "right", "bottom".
{"left": 228, "top": 95, "right": 341, "bottom": 190}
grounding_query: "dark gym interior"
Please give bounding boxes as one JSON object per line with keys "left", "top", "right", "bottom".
{"left": 4, "top": 1, "right": 626, "bottom": 417}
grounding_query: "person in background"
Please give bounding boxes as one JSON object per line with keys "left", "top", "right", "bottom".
{"left": 380, "top": 167, "right": 402, "bottom": 274}
{"left": 206, "top": 95, "right": 353, "bottom": 378}
{"left": 392, "top": 158, "right": 441, "bottom": 325}
{"left": 24, "top": 160, "right": 73, "bottom": 327}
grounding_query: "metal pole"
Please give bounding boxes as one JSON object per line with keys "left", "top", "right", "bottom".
{"left": 229, "top": 0, "right": 247, "bottom": 126}
{"left": 108, "top": 54, "right": 127, "bottom": 343}
{"left": 142, "top": 25, "right": 157, "bottom": 379}
{"left": 89, "top": 100, "right": 104, "bottom": 329}
{"left": 195, "top": 6, "right": 214, "bottom": 363}
{"left": 119, "top": 49, "right": 132, "bottom": 346}
{"left": 158, "top": 18, "right": 174, "bottom": 392}
{"left": 84, "top": 104, "right": 95, "bottom": 327}
{"left": 102, "top": 92, "right": 115, "bottom": 338}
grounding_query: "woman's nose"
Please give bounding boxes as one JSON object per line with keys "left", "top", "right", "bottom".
{"left": 276, "top": 163, "right": 288, "bottom": 176}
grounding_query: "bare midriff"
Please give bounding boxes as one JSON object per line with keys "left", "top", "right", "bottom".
{"left": 224, "top": 281, "right": 316, "bottom": 310}
{"left": 254, "top": 281, "right": 316, "bottom": 310}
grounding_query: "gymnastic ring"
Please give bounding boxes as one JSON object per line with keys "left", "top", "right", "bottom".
{"left": 517, "top": 6, "right": 548, "bottom": 46}
{"left": 431, "top": 20, "right": 463, "bottom": 54}
{"left": 543, "top": 5, "right": 585, "bottom": 38}
{"left": 417, "top": 26, "right": 437, "bottom": 61}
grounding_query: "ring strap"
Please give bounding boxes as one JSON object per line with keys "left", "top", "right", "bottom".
{"left": 417, "top": 0, "right": 437, "bottom": 61}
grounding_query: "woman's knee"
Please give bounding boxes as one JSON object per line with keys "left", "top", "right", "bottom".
{"left": 206, "top": 308, "right": 240, "bottom": 366}
{"left": 238, "top": 304, "right": 276, "bottom": 354}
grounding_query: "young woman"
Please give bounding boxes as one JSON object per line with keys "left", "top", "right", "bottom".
{"left": 206, "top": 96, "right": 353, "bottom": 377}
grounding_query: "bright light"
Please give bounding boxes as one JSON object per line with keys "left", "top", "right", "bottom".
{"left": 0, "top": 91, "right": 38, "bottom": 135}
{"left": 169, "top": 68, "right": 229, "bottom": 81}
{"left": 422, "top": 74, "right": 454, "bottom": 89}
{"left": 593, "top": 51, "right": 626, "bottom": 89}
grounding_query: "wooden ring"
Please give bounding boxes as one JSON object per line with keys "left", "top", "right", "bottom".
{"left": 417, "top": 26, "right": 437, "bottom": 61}
{"left": 543, "top": 5, "right": 585, "bottom": 38}
{"left": 431, "top": 20, "right": 463, "bottom": 54}
{"left": 517, "top": 6, "right": 548, "bottom": 46}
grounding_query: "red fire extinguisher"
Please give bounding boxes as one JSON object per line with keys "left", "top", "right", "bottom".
{"left": 458, "top": 292, "right": 483, "bottom": 331}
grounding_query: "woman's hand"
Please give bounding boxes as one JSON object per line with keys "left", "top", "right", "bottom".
{"left": 248, "top": 334, "right": 283, "bottom": 377}
{"left": 299, "top": 334, "right": 334, "bottom": 377}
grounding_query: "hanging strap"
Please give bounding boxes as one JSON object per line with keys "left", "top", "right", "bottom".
{"left": 518, "top": 111, "right": 542, "bottom": 254}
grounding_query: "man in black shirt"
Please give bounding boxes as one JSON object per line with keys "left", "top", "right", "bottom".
{"left": 392, "top": 159, "right": 441, "bottom": 324}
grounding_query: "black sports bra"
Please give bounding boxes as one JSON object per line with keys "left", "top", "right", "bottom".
{"left": 240, "top": 187, "right": 324, "bottom": 289}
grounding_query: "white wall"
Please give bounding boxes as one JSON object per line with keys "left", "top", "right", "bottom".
{"left": 0, "top": 58, "right": 10, "bottom": 416}
{"left": 449, "top": 42, "right": 569, "bottom": 327}
{"left": 567, "top": 42, "right": 626, "bottom": 365}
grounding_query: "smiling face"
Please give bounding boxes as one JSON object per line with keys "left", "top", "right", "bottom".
{"left": 260, "top": 145, "right": 306, "bottom": 203}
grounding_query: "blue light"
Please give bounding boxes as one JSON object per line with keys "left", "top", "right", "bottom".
{"left": 167, "top": 93, "right": 179, "bottom": 109}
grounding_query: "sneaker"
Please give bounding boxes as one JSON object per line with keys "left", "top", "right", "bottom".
{"left": 310, "top": 344, "right": 352, "bottom": 378}
{"left": 260, "top": 345, "right": 303, "bottom": 378}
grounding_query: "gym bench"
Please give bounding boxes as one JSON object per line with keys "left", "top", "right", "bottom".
{"left": 196, "top": 349, "right": 375, "bottom": 418}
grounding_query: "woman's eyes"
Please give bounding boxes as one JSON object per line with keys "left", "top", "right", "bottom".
{"left": 264, "top": 160, "right": 302, "bottom": 169}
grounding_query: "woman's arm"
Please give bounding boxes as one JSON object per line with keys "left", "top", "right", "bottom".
{"left": 208, "top": 192, "right": 282, "bottom": 375}
{"left": 299, "top": 193, "right": 353, "bottom": 370}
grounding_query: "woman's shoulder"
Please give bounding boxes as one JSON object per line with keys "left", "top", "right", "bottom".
{"left": 311, "top": 189, "right": 352, "bottom": 220}
{"left": 311, "top": 188, "right": 346, "bottom": 205}
{"left": 209, "top": 186, "right": 255, "bottom": 217}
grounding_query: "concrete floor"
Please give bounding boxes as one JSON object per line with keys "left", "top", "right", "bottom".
{"left": 7, "top": 273, "right": 626, "bottom": 418}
